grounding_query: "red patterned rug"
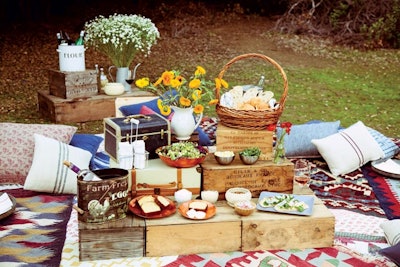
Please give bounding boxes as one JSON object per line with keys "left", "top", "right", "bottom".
{"left": 163, "top": 247, "right": 390, "bottom": 267}
{"left": 0, "top": 188, "right": 74, "bottom": 267}
{"left": 308, "top": 159, "right": 386, "bottom": 218}
{"left": 363, "top": 164, "right": 400, "bottom": 219}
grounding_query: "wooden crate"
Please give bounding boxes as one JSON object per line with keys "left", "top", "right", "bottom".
{"left": 200, "top": 156, "right": 293, "bottom": 199}
{"left": 145, "top": 202, "right": 241, "bottom": 257}
{"left": 216, "top": 124, "right": 273, "bottom": 161}
{"left": 37, "top": 90, "right": 153, "bottom": 123}
{"left": 241, "top": 197, "right": 335, "bottom": 251}
{"left": 48, "top": 69, "right": 99, "bottom": 99}
{"left": 79, "top": 214, "right": 145, "bottom": 261}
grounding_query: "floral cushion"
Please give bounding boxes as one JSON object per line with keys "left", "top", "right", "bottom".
{"left": 0, "top": 123, "right": 77, "bottom": 185}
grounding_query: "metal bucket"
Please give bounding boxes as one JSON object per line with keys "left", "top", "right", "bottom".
{"left": 76, "top": 168, "right": 129, "bottom": 223}
{"left": 57, "top": 45, "right": 85, "bottom": 72}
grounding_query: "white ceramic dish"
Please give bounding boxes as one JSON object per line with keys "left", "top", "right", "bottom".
{"left": 256, "top": 191, "right": 314, "bottom": 216}
{"left": 371, "top": 159, "right": 400, "bottom": 179}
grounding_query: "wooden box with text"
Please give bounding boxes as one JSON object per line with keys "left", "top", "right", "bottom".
{"left": 48, "top": 69, "right": 98, "bottom": 99}
{"left": 79, "top": 215, "right": 145, "bottom": 261}
{"left": 200, "top": 156, "right": 293, "bottom": 199}
{"left": 216, "top": 124, "right": 273, "bottom": 161}
{"left": 241, "top": 197, "right": 335, "bottom": 251}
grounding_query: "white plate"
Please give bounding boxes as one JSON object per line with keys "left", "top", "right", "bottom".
{"left": 371, "top": 159, "right": 400, "bottom": 179}
{"left": 256, "top": 191, "right": 314, "bottom": 216}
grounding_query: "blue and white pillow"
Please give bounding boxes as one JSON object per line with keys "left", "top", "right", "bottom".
{"left": 367, "top": 127, "right": 399, "bottom": 159}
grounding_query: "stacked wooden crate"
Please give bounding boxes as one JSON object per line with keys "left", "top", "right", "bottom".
{"left": 201, "top": 123, "right": 294, "bottom": 198}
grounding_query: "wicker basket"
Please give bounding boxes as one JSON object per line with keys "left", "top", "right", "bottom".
{"left": 216, "top": 53, "right": 288, "bottom": 130}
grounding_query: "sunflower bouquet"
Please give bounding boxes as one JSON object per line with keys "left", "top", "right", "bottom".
{"left": 135, "top": 66, "right": 228, "bottom": 116}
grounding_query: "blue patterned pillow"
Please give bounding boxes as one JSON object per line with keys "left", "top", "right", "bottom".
{"left": 367, "top": 127, "right": 399, "bottom": 159}
{"left": 70, "top": 134, "right": 103, "bottom": 169}
{"left": 277, "top": 121, "right": 341, "bottom": 158}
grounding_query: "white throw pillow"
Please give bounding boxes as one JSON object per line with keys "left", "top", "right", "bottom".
{"left": 24, "top": 134, "right": 91, "bottom": 194}
{"left": 380, "top": 219, "right": 400, "bottom": 245}
{"left": 311, "top": 121, "right": 384, "bottom": 175}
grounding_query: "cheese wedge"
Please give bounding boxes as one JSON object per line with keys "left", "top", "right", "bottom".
{"left": 141, "top": 201, "right": 161, "bottom": 214}
{"left": 189, "top": 201, "right": 208, "bottom": 211}
{"left": 157, "top": 195, "right": 170, "bottom": 208}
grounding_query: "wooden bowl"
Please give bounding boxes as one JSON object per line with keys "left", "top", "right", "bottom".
{"left": 234, "top": 200, "right": 256, "bottom": 216}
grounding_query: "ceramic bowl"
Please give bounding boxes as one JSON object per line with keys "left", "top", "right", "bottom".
{"left": 225, "top": 187, "right": 252, "bottom": 207}
{"left": 104, "top": 82, "right": 125, "bottom": 96}
{"left": 156, "top": 145, "right": 208, "bottom": 168}
{"left": 214, "top": 154, "right": 235, "bottom": 165}
{"left": 239, "top": 154, "right": 259, "bottom": 165}
{"left": 201, "top": 190, "right": 219, "bottom": 203}
{"left": 174, "top": 189, "right": 192, "bottom": 203}
{"left": 234, "top": 200, "right": 256, "bottom": 216}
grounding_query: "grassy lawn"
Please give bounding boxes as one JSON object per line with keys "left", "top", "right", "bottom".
{"left": 0, "top": 16, "right": 398, "bottom": 138}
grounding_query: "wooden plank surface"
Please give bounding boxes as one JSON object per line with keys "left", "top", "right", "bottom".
{"left": 145, "top": 201, "right": 242, "bottom": 256}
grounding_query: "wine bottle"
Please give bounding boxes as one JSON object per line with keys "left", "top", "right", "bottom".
{"left": 63, "top": 160, "right": 102, "bottom": 181}
{"left": 63, "top": 31, "right": 74, "bottom": 45}
{"left": 75, "top": 30, "right": 84, "bottom": 45}
{"left": 57, "top": 32, "right": 67, "bottom": 45}
{"left": 99, "top": 67, "right": 108, "bottom": 90}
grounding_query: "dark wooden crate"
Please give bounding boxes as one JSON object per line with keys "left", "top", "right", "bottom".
{"left": 37, "top": 90, "right": 153, "bottom": 123}
{"left": 48, "top": 69, "right": 99, "bottom": 99}
{"left": 79, "top": 214, "right": 145, "bottom": 261}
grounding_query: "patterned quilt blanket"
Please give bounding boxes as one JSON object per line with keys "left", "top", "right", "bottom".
{"left": 59, "top": 159, "right": 398, "bottom": 267}
{"left": 0, "top": 189, "right": 73, "bottom": 267}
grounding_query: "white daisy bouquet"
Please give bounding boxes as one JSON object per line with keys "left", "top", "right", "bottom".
{"left": 84, "top": 14, "right": 160, "bottom": 67}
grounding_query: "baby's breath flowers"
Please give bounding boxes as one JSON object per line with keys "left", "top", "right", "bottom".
{"left": 135, "top": 66, "right": 228, "bottom": 116}
{"left": 84, "top": 14, "right": 159, "bottom": 67}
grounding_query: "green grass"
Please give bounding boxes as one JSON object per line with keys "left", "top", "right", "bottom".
{"left": 281, "top": 67, "right": 400, "bottom": 136}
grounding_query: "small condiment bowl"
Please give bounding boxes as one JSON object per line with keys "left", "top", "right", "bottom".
{"left": 239, "top": 154, "right": 259, "bottom": 165}
{"left": 225, "top": 187, "right": 252, "bottom": 207}
{"left": 214, "top": 154, "right": 235, "bottom": 165}
{"left": 234, "top": 200, "right": 256, "bottom": 216}
{"left": 174, "top": 188, "right": 192, "bottom": 203}
{"left": 214, "top": 151, "right": 235, "bottom": 165}
{"left": 201, "top": 190, "right": 219, "bottom": 203}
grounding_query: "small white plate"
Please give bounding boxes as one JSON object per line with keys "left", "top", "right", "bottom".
{"left": 371, "top": 159, "right": 400, "bottom": 179}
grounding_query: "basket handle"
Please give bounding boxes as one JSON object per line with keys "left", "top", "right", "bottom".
{"left": 216, "top": 53, "right": 289, "bottom": 112}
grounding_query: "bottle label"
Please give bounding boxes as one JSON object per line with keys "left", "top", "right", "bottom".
{"left": 70, "top": 165, "right": 80, "bottom": 174}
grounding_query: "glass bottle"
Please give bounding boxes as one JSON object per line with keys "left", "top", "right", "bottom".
{"left": 257, "top": 75, "right": 265, "bottom": 89}
{"left": 63, "top": 161, "right": 102, "bottom": 181}
{"left": 75, "top": 30, "right": 84, "bottom": 45}
{"left": 100, "top": 67, "right": 108, "bottom": 91}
